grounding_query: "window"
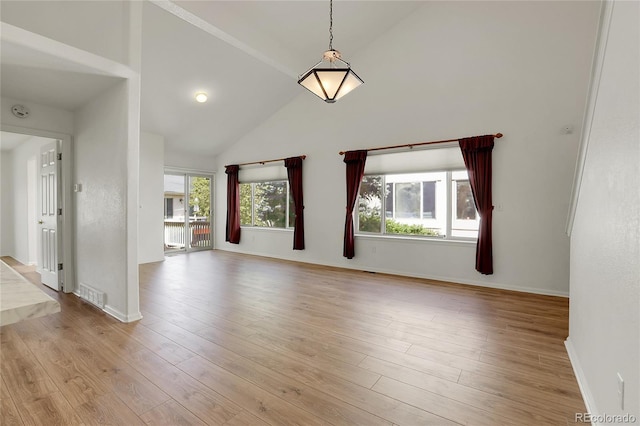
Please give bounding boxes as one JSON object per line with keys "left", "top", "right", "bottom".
{"left": 164, "top": 198, "right": 173, "bottom": 219}
{"left": 357, "top": 170, "right": 479, "bottom": 239}
{"left": 240, "top": 180, "right": 294, "bottom": 228}
{"left": 164, "top": 172, "right": 213, "bottom": 252}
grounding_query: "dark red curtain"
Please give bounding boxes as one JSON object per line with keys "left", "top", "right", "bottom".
{"left": 459, "top": 135, "right": 495, "bottom": 274}
{"left": 225, "top": 165, "right": 241, "bottom": 244}
{"left": 285, "top": 157, "right": 305, "bottom": 250}
{"left": 343, "top": 150, "right": 368, "bottom": 259}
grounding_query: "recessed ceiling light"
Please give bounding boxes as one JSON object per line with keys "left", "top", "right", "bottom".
{"left": 195, "top": 92, "right": 208, "bottom": 103}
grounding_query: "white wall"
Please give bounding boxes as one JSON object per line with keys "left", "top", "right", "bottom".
{"left": 74, "top": 80, "right": 139, "bottom": 320}
{"left": 0, "top": 136, "right": 55, "bottom": 264}
{"left": 139, "top": 132, "right": 165, "bottom": 264}
{"left": 0, "top": 152, "right": 14, "bottom": 257}
{"left": 567, "top": 0, "right": 639, "bottom": 421}
{"left": 1, "top": 97, "right": 74, "bottom": 135}
{"left": 215, "top": 1, "right": 600, "bottom": 296}
{"left": 1, "top": 5, "right": 142, "bottom": 318}
{"left": 165, "top": 147, "right": 215, "bottom": 172}
{"left": 0, "top": 0, "right": 128, "bottom": 64}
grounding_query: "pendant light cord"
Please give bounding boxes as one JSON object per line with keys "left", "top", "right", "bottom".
{"left": 328, "top": 0, "right": 333, "bottom": 51}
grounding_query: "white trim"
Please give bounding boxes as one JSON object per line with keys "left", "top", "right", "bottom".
{"left": 566, "top": 1, "right": 615, "bottom": 237}
{"left": 565, "top": 337, "right": 598, "bottom": 423}
{"left": 163, "top": 170, "right": 215, "bottom": 252}
{"left": 1, "top": 124, "right": 75, "bottom": 294}
{"left": 0, "top": 22, "right": 137, "bottom": 79}
{"left": 240, "top": 226, "right": 293, "bottom": 233}
{"left": 104, "top": 304, "right": 143, "bottom": 323}
{"left": 59, "top": 135, "right": 74, "bottom": 294}
{"left": 355, "top": 233, "right": 476, "bottom": 247}
{"left": 347, "top": 264, "right": 569, "bottom": 298}
{"left": 125, "top": 1, "right": 143, "bottom": 322}
{"left": 125, "top": 78, "right": 141, "bottom": 321}
{"left": 0, "top": 125, "right": 69, "bottom": 144}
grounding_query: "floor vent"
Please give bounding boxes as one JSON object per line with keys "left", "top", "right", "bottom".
{"left": 77, "top": 283, "right": 105, "bottom": 308}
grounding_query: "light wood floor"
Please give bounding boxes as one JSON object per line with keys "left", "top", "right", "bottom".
{"left": 1, "top": 251, "right": 587, "bottom": 425}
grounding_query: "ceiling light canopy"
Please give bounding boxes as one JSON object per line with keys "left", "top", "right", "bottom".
{"left": 298, "top": 0, "right": 363, "bottom": 103}
{"left": 195, "top": 92, "right": 208, "bottom": 103}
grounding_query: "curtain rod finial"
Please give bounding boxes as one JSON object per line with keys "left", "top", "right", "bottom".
{"left": 495, "top": 133, "right": 503, "bottom": 138}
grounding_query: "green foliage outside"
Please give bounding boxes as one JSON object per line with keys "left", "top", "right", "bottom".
{"left": 358, "top": 213, "right": 440, "bottom": 236}
{"left": 358, "top": 175, "right": 383, "bottom": 232}
{"left": 358, "top": 211, "right": 382, "bottom": 232}
{"left": 240, "top": 184, "right": 252, "bottom": 225}
{"left": 240, "top": 181, "right": 291, "bottom": 228}
{"left": 358, "top": 174, "right": 440, "bottom": 236}
{"left": 189, "top": 177, "right": 211, "bottom": 219}
{"left": 254, "top": 182, "right": 287, "bottom": 227}
{"left": 384, "top": 218, "right": 440, "bottom": 236}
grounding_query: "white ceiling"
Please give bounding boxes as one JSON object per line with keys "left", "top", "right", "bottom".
{"left": 1, "top": 1, "right": 424, "bottom": 156}
{"left": 0, "top": 131, "right": 53, "bottom": 151}
{"left": 0, "top": 130, "right": 30, "bottom": 151}
{"left": 0, "top": 38, "right": 124, "bottom": 111}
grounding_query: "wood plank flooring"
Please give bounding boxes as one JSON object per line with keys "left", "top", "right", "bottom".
{"left": 0, "top": 252, "right": 587, "bottom": 425}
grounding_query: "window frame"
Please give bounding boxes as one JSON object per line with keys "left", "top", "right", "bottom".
{"left": 450, "top": 171, "right": 480, "bottom": 237}
{"left": 355, "top": 169, "right": 479, "bottom": 241}
{"left": 240, "top": 180, "right": 294, "bottom": 230}
{"left": 164, "top": 197, "right": 174, "bottom": 219}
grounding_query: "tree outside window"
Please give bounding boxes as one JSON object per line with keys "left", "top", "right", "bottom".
{"left": 240, "top": 180, "right": 293, "bottom": 229}
{"left": 189, "top": 177, "right": 211, "bottom": 220}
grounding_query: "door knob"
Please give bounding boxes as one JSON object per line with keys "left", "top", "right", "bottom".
{"left": 38, "top": 220, "right": 43, "bottom": 224}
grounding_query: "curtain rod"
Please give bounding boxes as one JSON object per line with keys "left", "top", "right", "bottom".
{"left": 226, "top": 155, "right": 306, "bottom": 168}
{"left": 338, "top": 133, "right": 503, "bottom": 155}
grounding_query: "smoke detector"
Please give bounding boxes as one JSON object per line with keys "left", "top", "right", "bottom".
{"left": 11, "top": 105, "right": 30, "bottom": 118}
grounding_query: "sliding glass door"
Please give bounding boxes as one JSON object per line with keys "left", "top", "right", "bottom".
{"left": 164, "top": 172, "right": 213, "bottom": 253}
{"left": 188, "top": 175, "right": 212, "bottom": 249}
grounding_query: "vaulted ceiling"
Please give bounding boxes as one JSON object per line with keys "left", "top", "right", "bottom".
{"left": 1, "top": 1, "right": 424, "bottom": 156}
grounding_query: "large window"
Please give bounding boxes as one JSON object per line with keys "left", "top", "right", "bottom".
{"left": 240, "top": 181, "right": 294, "bottom": 228}
{"left": 357, "top": 170, "right": 479, "bottom": 239}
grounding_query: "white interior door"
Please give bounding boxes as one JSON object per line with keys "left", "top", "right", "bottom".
{"left": 39, "top": 141, "right": 61, "bottom": 291}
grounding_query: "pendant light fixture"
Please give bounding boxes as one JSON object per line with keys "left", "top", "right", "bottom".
{"left": 298, "top": 0, "right": 363, "bottom": 103}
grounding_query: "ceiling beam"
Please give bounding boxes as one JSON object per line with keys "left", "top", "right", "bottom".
{"left": 150, "top": 0, "right": 298, "bottom": 79}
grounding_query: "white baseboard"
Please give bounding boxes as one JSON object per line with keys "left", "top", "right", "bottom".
{"left": 103, "top": 305, "right": 143, "bottom": 323}
{"left": 351, "top": 265, "right": 570, "bottom": 297}
{"left": 217, "top": 247, "right": 569, "bottom": 298}
{"left": 565, "top": 337, "right": 598, "bottom": 423}
{"left": 72, "top": 293, "right": 143, "bottom": 323}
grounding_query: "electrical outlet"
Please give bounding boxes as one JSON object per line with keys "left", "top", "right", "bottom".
{"left": 617, "top": 372, "right": 624, "bottom": 410}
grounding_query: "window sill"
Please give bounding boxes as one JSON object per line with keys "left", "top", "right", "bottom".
{"left": 240, "top": 226, "right": 293, "bottom": 233}
{"left": 355, "top": 233, "right": 476, "bottom": 247}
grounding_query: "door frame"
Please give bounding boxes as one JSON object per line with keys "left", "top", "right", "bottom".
{"left": 164, "top": 167, "right": 215, "bottom": 253}
{"left": 38, "top": 140, "right": 61, "bottom": 291}
{"left": 2, "top": 124, "right": 75, "bottom": 293}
